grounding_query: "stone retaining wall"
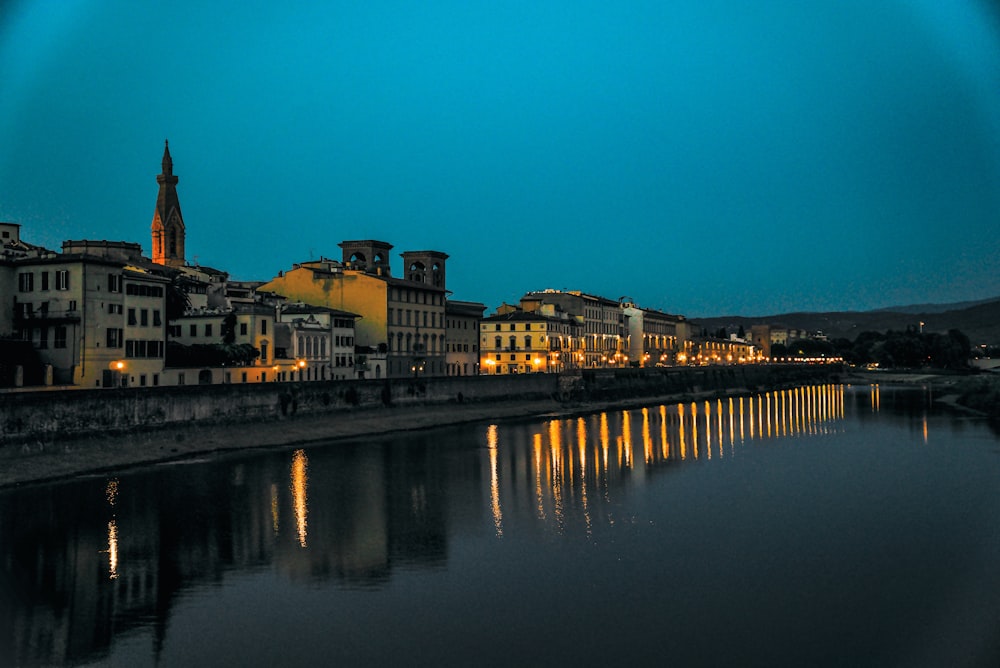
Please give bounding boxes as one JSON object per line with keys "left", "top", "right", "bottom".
{"left": 0, "top": 364, "right": 841, "bottom": 445}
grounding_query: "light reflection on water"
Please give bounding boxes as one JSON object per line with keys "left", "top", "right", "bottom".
{"left": 3, "top": 383, "right": 1000, "bottom": 667}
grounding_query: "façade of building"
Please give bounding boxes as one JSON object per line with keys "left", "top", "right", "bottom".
{"left": 445, "top": 300, "right": 486, "bottom": 376}
{"left": 479, "top": 306, "right": 582, "bottom": 374}
{"left": 6, "top": 239, "right": 171, "bottom": 388}
{"left": 258, "top": 241, "right": 452, "bottom": 379}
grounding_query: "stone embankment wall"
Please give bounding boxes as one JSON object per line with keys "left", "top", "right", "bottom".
{"left": 0, "top": 364, "right": 841, "bottom": 446}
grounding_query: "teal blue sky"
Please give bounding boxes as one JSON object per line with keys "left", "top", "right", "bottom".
{"left": 2, "top": 1, "right": 999, "bottom": 316}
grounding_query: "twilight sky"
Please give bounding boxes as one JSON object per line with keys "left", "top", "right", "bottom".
{"left": 2, "top": 1, "right": 999, "bottom": 317}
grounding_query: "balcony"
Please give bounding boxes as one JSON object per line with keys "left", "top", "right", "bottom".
{"left": 14, "top": 308, "right": 81, "bottom": 324}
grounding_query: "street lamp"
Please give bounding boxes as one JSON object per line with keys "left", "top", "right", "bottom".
{"left": 108, "top": 360, "right": 126, "bottom": 387}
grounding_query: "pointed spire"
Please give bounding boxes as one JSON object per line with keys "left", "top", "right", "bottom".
{"left": 161, "top": 139, "right": 173, "bottom": 176}
{"left": 152, "top": 140, "right": 184, "bottom": 266}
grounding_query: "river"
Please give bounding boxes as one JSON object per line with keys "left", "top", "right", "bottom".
{"left": 2, "top": 383, "right": 999, "bottom": 667}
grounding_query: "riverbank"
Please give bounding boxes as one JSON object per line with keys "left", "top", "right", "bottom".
{"left": 842, "top": 368, "right": 999, "bottom": 417}
{"left": 0, "top": 386, "right": 778, "bottom": 489}
{"left": 0, "top": 364, "right": 846, "bottom": 489}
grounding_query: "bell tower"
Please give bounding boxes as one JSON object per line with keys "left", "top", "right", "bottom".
{"left": 401, "top": 250, "right": 448, "bottom": 288}
{"left": 339, "top": 240, "right": 393, "bottom": 276}
{"left": 151, "top": 140, "right": 186, "bottom": 267}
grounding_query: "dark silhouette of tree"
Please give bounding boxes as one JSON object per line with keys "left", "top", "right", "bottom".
{"left": 221, "top": 311, "right": 237, "bottom": 344}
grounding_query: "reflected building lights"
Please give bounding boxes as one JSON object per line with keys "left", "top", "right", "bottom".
{"left": 494, "top": 385, "right": 853, "bottom": 535}
{"left": 105, "top": 478, "right": 119, "bottom": 580}
{"left": 534, "top": 434, "right": 546, "bottom": 520}
{"left": 291, "top": 449, "right": 309, "bottom": 548}
{"left": 271, "top": 483, "right": 279, "bottom": 535}
{"left": 488, "top": 424, "right": 503, "bottom": 537}
{"left": 704, "top": 401, "right": 712, "bottom": 461}
{"left": 765, "top": 393, "right": 772, "bottom": 438}
{"left": 660, "top": 405, "right": 670, "bottom": 459}
{"left": 576, "top": 418, "right": 592, "bottom": 531}
{"left": 716, "top": 398, "right": 724, "bottom": 457}
{"left": 600, "top": 413, "right": 610, "bottom": 473}
{"left": 107, "top": 519, "right": 119, "bottom": 580}
{"left": 622, "top": 411, "right": 633, "bottom": 468}
{"left": 678, "top": 402, "right": 687, "bottom": 460}
{"left": 691, "top": 402, "right": 699, "bottom": 460}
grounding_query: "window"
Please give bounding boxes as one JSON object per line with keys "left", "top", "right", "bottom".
{"left": 261, "top": 320, "right": 267, "bottom": 335}
{"left": 205, "top": 323, "right": 212, "bottom": 337}
{"left": 525, "top": 323, "right": 531, "bottom": 330}
{"left": 40, "top": 272, "right": 49, "bottom": 291}
{"left": 68, "top": 300, "right": 77, "bottom": 311}
{"left": 108, "top": 274, "right": 122, "bottom": 292}
{"left": 190, "top": 324, "right": 197, "bottom": 337}
{"left": 18, "top": 273, "right": 33, "bottom": 292}
{"left": 38, "top": 327, "right": 48, "bottom": 349}
{"left": 153, "top": 374, "right": 159, "bottom": 386}
{"left": 127, "top": 308, "right": 137, "bottom": 325}
{"left": 141, "top": 309, "right": 149, "bottom": 327}
{"left": 53, "top": 270, "right": 68, "bottom": 290}
{"left": 106, "top": 328, "right": 123, "bottom": 348}
{"left": 153, "top": 310, "right": 161, "bottom": 326}
{"left": 125, "top": 284, "right": 164, "bottom": 297}
{"left": 260, "top": 341, "right": 268, "bottom": 363}
{"left": 140, "top": 374, "right": 147, "bottom": 387}
{"left": 54, "top": 326, "right": 67, "bottom": 349}
{"left": 240, "top": 322, "right": 248, "bottom": 335}
{"left": 178, "top": 373, "right": 185, "bottom": 386}
{"left": 108, "top": 304, "right": 123, "bottom": 315}
{"left": 495, "top": 324, "right": 500, "bottom": 331}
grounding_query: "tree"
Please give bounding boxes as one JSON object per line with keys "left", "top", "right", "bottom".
{"left": 165, "top": 273, "right": 191, "bottom": 323}
{"left": 221, "top": 311, "right": 237, "bottom": 344}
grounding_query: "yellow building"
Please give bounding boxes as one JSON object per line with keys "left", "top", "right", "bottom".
{"left": 258, "top": 240, "right": 448, "bottom": 379}
{"left": 480, "top": 309, "right": 582, "bottom": 374}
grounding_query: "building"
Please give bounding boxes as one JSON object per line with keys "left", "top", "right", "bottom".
{"left": 445, "top": 300, "right": 486, "bottom": 376}
{"left": 479, "top": 307, "right": 582, "bottom": 374}
{"left": 9, "top": 240, "right": 171, "bottom": 387}
{"left": 519, "top": 290, "right": 626, "bottom": 367}
{"left": 620, "top": 300, "right": 687, "bottom": 367}
{"left": 276, "top": 302, "right": 361, "bottom": 381}
{"left": 258, "top": 241, "right": 450, "bottom": 379}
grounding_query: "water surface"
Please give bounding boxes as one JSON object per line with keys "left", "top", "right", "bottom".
{"left": 2, "top": 384, "right": 999, "bottom": 667}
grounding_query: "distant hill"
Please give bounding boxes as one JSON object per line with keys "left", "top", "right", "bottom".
{"left": 693, "top": 297, "right": 1000, "bottom": 346}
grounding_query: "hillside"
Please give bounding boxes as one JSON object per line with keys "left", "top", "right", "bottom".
{"left": 693, "top": 297, "right": 1000, "bottom": 346}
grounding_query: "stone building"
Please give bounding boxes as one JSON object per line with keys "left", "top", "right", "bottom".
{"left": 445, "top": 300, "right": 486, "bottom": 376}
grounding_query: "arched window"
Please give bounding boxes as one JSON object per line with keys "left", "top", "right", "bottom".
{"left": 409, "top": 261, "right": 426, "bottom": 283}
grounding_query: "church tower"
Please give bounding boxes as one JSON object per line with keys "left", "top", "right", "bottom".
{"left": 151, "top": 140, "right": 186, "bottom": 267}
